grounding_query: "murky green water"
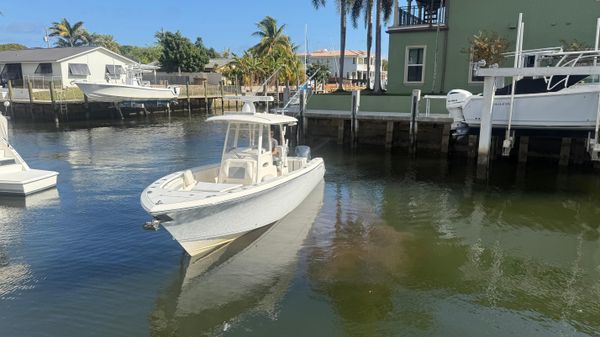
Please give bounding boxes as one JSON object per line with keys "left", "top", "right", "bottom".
{"left": 1, "top": 115, "right": 599, "bottom": 337}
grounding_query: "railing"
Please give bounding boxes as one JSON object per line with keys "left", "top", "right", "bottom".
{"left": 421, "top": 95, "right": 449, "bottom": 117}
{"left": 397, "top": 4, "right": 447, "bottom": 27}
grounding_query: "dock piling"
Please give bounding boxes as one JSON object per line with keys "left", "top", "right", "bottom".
{"left": 7, "top": 81, "right": 14, "bottom": 118}
{"left": 409, "top": 89, "right": 421, "bottom": 154}
{"left": 385, "top": 121, "right": 394, "bottom": 150}
{"left": 518, "top": 136, "right": 529, "bottom": 163}
{"left": 337, "top": 119, "right": 345, "bottom": 145}
{"left": 559, "top": 137, "right": 572, "bottom": 166}
{"left": 351, "top": 90, "right": 361, "bottom": 148}
{"left": 27, "top": 80, "right": 34, "bottom": 120}
{"left": 440, "top": 123, "right": 451, "bottom": 155}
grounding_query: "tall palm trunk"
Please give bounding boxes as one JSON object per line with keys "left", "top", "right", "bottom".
{"left": 366, "top": 0, "right": 373, "bottom": 89}
{"left": 337, "top": 0, "right": 347, "bottom": 91}
{"left": 373, "top": 0, "right": 383, "bottom": 93}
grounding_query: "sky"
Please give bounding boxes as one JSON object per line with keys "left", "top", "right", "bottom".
{"left": 0, "top": 0, "right": 390, "bottom": 56}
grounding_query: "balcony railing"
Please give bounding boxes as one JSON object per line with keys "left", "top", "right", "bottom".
{"left": 396, "top": 4, "right": 447, "bottom": 28}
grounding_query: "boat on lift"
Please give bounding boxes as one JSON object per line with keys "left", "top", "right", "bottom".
{"left": 140, "top": 96, "right": 325, "bottom": 256}
{"left": 0, "top": 92, "right": 58, "bottom": 195}
{"left": 74, "top": 64, "right": 180, "bottom": 102}
{"left": 447, "top": 48, "right": 600, "bottom": 135}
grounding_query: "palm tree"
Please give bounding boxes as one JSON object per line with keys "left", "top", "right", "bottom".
{"left": 373, "top": 0, "right": 393, "bottom": 94}
{"left": 351, "top": 0, "right": 374, "bottom": 89}
{"left": 48, "top": 18, "right": 88, "bottom": 47}
{"left": 312, "top": 0, "right": 351, "bottom": 92}
{"left": 251, "top": 16, "right": 291, "bottom": 57}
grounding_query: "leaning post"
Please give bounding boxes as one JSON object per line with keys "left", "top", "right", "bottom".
{"left": 476, "top": 76, "right": 497, "bottom": 180}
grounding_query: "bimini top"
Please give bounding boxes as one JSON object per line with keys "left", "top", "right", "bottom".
{"left": 207, "top": 113, "right": 297, "bottom": 125}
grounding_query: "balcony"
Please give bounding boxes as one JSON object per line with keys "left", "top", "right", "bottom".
{"left": 388, "top": 0, "right": 448, "bottom": 32}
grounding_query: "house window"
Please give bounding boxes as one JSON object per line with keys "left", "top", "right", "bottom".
{"left": 346, "top": 72, "right": 350, "bottom": 78}
{"left": 405, "top": 46, "right": 426, "bottom": 83}
{"left": 68, "top": 63, "right": 91, "bottom": 76}
{"left": 35, "top": 63, "right": 53, "bottom": 74}
{"left": 0, "top": 63, "right": 23, "bottom": 81}
{"left": 106, "top": 64, "right": 124, "bottom": 79}
{"left": 353, "top": 58, "right": 356, "bottom": 64}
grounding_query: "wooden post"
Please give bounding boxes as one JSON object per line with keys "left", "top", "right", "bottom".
{"left": 27, "top": 80, "right": 34, "bottom": 120}
{"left": 518, "top": 136, "right": 529, "bottom": 163}
{"left": 299, "top": 90, "right": 306, "bottom": 143}
{"left": 203, "top": 82, "right": 209, "bottom": 112}
{"left": 385, "top": 121, "right": 394, "bottom": 150}
{"left": 84, "top": 95, "right": 90, "bottom": 120}
{"left": 468, "top": 135, "right": 478, "bottom": 158}
{"left": 7, "top": 80, "right": 14, "bottom": 118}
{"left": 220, "top": 82, "right": 225, "bottom": 114}
{"left": 559, "top": 137, "right": 572, "bottom": 166}
{"left": 186, "top": 80, "right": 191, "bottom": 116}
{"left": 476, "top": 76, "right": 496, "bottom": 180}
{"left": 49, "top": 82, "right": 59, "bottom": 125}
{"left": 351, "top": 90, "right": 361, "bottom": 148}
{"left": 440, "top": 123, "right": 451, "bottom": 155}
{"left": 337, "top": 119, "right": 345, "bottom": 145}
{"left": 409, "top": 89, "right": 421, "bottom": 154}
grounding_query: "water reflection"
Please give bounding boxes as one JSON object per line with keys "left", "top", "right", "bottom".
{"left": 0, "top": 189, "right": 60, "bottom": 300}
{"left": 151, "top": 182, "right": 324, "bottom": 336}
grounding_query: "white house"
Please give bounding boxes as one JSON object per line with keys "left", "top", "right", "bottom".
{"left": 0, "top": 46, "right": 137, "bottom": 88}
{"left": 298, "top": 49, "right": 387, "bottom": 85}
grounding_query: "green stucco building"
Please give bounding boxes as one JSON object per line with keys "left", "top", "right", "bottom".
{"left": 387, "top": 0, "right": 600, "bottom": 95}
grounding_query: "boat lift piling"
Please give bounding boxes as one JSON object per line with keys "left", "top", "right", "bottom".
{"left": 351, "top": 90, "right": 360, "bottom": 148}
{"left": 409, "top": 89, "right": 421, "bottom": 155}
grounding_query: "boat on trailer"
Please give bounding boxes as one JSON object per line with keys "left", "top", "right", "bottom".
{"left": 0, "top": 95, "right": 58, "bottom": 195}
{"left": 140, "top": 96, "right": 325, "bottom": 256}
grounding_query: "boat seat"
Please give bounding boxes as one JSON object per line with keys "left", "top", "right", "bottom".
{"left": 191, "top": 182, "right": 242, "bottom": 193}
{"left": 218, "top": 158, "right": 256, "bottom": 185}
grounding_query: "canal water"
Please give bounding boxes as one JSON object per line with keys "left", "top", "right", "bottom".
{"left": 1, "top": 114, "right": 600, "bottom": 337}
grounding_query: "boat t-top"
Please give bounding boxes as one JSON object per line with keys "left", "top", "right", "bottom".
{"left": 140, "top": 96, "right": 325, "bottom": 256}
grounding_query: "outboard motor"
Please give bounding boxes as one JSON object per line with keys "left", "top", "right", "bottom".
{"left": 295, "top": 145, "right": 311, "bottom": 160}
{"left": 446, "top": 89, "right": 473, "bottom": 141}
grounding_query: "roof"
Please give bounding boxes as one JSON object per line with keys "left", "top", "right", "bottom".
{"left": 298, "top": 49, "right": 367, "bottom": 57}
{"left": 207, "top": 113, "right": 297, "bottom": 125}
{"left": 206, "top": 58, "right": 233, "bottom": 69}
{"left": 0, "top": 46, "right": 136, "bottom": 64}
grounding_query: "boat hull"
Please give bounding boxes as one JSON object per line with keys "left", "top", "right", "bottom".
{"left": 462, "top": 86, "right": 600, "bottom": 130}
{"left": 75, "top": 82, "right": 178, "bottom": 102}
{"left": 159, "top": 159, "right": 325, "bottom": 256}
{"left": 0, "top": 170, "right": 58, "bottom": 196}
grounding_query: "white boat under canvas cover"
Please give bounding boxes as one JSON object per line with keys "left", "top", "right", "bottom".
{"left": 141, "top": 110, "right": 325, "bottom": 256}
{"left": 0, "top": 112, "right": 58, "bottom": 195}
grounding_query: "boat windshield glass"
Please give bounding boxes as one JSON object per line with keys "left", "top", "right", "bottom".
{"left": 225, "top": 123, "right": 262, "bottom": 153}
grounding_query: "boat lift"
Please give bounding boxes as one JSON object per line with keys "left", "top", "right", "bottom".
{"left": 498, "top": 15, "right": 600, "bottom": 158}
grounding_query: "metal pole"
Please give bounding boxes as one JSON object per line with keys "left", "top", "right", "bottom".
{"left": 504, "top": 13, "right": 524, "bottom": 156}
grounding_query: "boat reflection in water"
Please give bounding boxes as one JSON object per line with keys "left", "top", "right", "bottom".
{"left": 0, "top": 188, "right": 60, "bottom": 299}
{"left": 150, "top": 181, "right": 324, "bottom": 336}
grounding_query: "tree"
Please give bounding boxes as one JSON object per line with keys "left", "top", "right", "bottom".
{"left": 120, "top": 45, "right": 162, "bottom": 64}
{"left": 195, "top": 37, "right": 219, "bottom": 58}
{"left": 465, "top": 31, "right": 510, "bottom": 67}
{"left": 351, "top": 0, "right": 374, "bottom": 89}
{"left": 87, "top": 33, "right": 120, "bottom": 53}
{"left": 312, "top": 0, "right": 351, "bottom": 92}
{"left": 155, "top": 31, "right": 208, "bottom": 72}
{"left": 251, "top": 16, "right": 291, "bottom": 57}
{"left": 0, "top": 43, "right": 26, "bottom": 51}
{"left": 306, "top": 62, "right": 330, "bottom": 90}
{"left": 48, "top": 18, "right": 88, "bottom": 47}
{"left": 373, "top": 0, "right": 393, "bottom": 94}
